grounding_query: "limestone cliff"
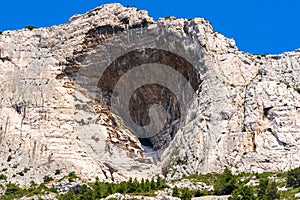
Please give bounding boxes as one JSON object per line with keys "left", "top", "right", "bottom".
{"left": 0, "top": 3, "right": 299, "bottom": 185}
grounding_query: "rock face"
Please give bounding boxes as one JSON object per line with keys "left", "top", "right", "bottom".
{"left": 0, "top": 3, "right": 299, "bottom": 185}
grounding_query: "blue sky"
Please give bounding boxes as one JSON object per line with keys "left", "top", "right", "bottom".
{"left": 0, "top": 0, "right": 299, "bottom": 54}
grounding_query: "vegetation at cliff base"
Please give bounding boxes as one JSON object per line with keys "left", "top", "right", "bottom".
{"left": 0, "top": 166, "right": 300, "bottom": 199}
{"left": 58, "top": 176, "right": 167, "bottom": 199}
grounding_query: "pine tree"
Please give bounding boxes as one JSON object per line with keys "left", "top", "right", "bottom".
{"left": 150, "top": 178, "right": 156, "bottom": 190}
{"left": 140, "top": 178, "right": 145, "bottom": 192}
{"left": 172, "top": 186, "right": 180, "bottom": 197}
{"left": 287, "top": 167, "right": 300, "bottom": 188}
{"left": 133, "top": 178, "right": 139, "bottom": 190}
{"left": 127, "top": 177, "right": 135, "bottom": 193}
{"left": 145, "top": 179, "right": 150, "bottom": 192}
{"left": 116, "top": 181, "right": 126, "bottom": 194}
{"left": 265, "top": 181, "right": 280, "bottom": 200}
{"left": 156, "top": 176, "right": 162, "bottom": 189}
{"left": 214, "top": 168, "right": 237, "bottom": 195}
{"left": 93, "top": 178, "right": 103, "bottom": 198}
{"left": 257, "top": 179, "right": 280, "bottom": 200}
{"left": 230, "top": 185, "right": 255, "bottom": 200}
{"left": 258, "top": 179, "right": 269, "bottom": 199}
{"left": 77, "top": 185, "right": 95, "bottom": 200}
{"left": 107, "top": 183, "right": 113, "bottom": 195}
{"left": 181, "top": 188, "right": 192, "bottom": 200}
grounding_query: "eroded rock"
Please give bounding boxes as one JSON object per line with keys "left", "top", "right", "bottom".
{"left": 0, "top": 3, "right": 299, "bottom": 185}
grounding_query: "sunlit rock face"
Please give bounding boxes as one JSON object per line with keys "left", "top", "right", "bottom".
{"left": 0, "top": 3, "right": 299, "bottom": 185}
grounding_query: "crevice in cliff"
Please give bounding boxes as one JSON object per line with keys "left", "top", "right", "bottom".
{"left": 96, "top": 48, "right": 200, "bottom": 151}
{"left": 263, "top": 106, "right": 273, "bottom": 119}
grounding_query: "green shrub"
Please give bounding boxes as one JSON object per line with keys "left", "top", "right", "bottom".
{"left": 214, "top": 168, "right": 237, "bottom": 195}
{"left": 256, "top": 172, "right": 273, "bottom": 179}
{"left": 180, "top": 188, "right": 193, "bottom": 200}
{"left": 230, "top": 185, "right": 255, "bottom": 200}
{"left": 12, "top": 164, "right": 18, "bottom": 168}
{"left": 164, "top": 16, "right": 177, "bottom": 20}
{"left": 0, "top": 174, "right": 7, "bottom": 180}
{"left": 172, "top": 186, "right": 180, "bottom": 197}
{"left": 193, "top": 189, "right": 206, "bottom": 197}
{"left": 58, "top": 190, "right": 76, "bottom": 200}
{"left": 24, "top": 25, "right": 37, "bottom": 30}
{"left": 258, "top": 179, "right": 269, "bottom": 199}
{"left": 30, "top": 180, "right": 37, "bottom": 187}
{"left": 68, "top": 171, "right": 78, "bottom": 182}
{"left": 43, "top": 175, "right": 54, "bottom": 183}
{"left": 257, "top": 179, "right": 280, "bottom": 200}
{"left": 7, "top": 155, "right": 12, "bottom": 162}
{"left": 55, "top": 169, "right": 61, "bottom": 175}
{"left": 4, "top": 183, "right": 25, "bottom": 199}
{"left": 183, "top": 172, "right": 218, "bottom": 185}
{"left": 287, "top": 166, "right": 300, "bottom": 188}
{"left": 265, "top": 181, "right": 280, "bottom": 200}
{"left": 17, "top": 171, "right": 24, "bottom": 176}
{"left": 23, "top": 167, "right": 30, "bottom": 173}
{"left": 49, "top": 186, "right": 58, "bottom": 193}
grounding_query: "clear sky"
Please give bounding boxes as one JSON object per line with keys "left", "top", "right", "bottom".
{"left": 0, "top": 0, "right": 299, "bottom": 54}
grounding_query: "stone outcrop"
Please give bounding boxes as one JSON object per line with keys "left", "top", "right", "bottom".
{"left": 0, "top": 3, "right": 299, "bottom": 185}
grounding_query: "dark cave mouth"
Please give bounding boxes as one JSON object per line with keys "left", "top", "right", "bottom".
{"left": 139, "top": 138, "right": 154, "bottom": 148}
{"left": 95, "top": 48, "right": 201, "bottom": 152}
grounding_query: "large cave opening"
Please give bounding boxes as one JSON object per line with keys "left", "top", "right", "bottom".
{"left": 97, "top": 48, "right": 200, "bottom": 152}
{"left": 129, "top": 83, "right": 181, "bottom": 150}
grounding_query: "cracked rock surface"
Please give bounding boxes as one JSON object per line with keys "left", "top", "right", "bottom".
{"left": 0, "top": 3, "right": 299, "bottom": 185}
